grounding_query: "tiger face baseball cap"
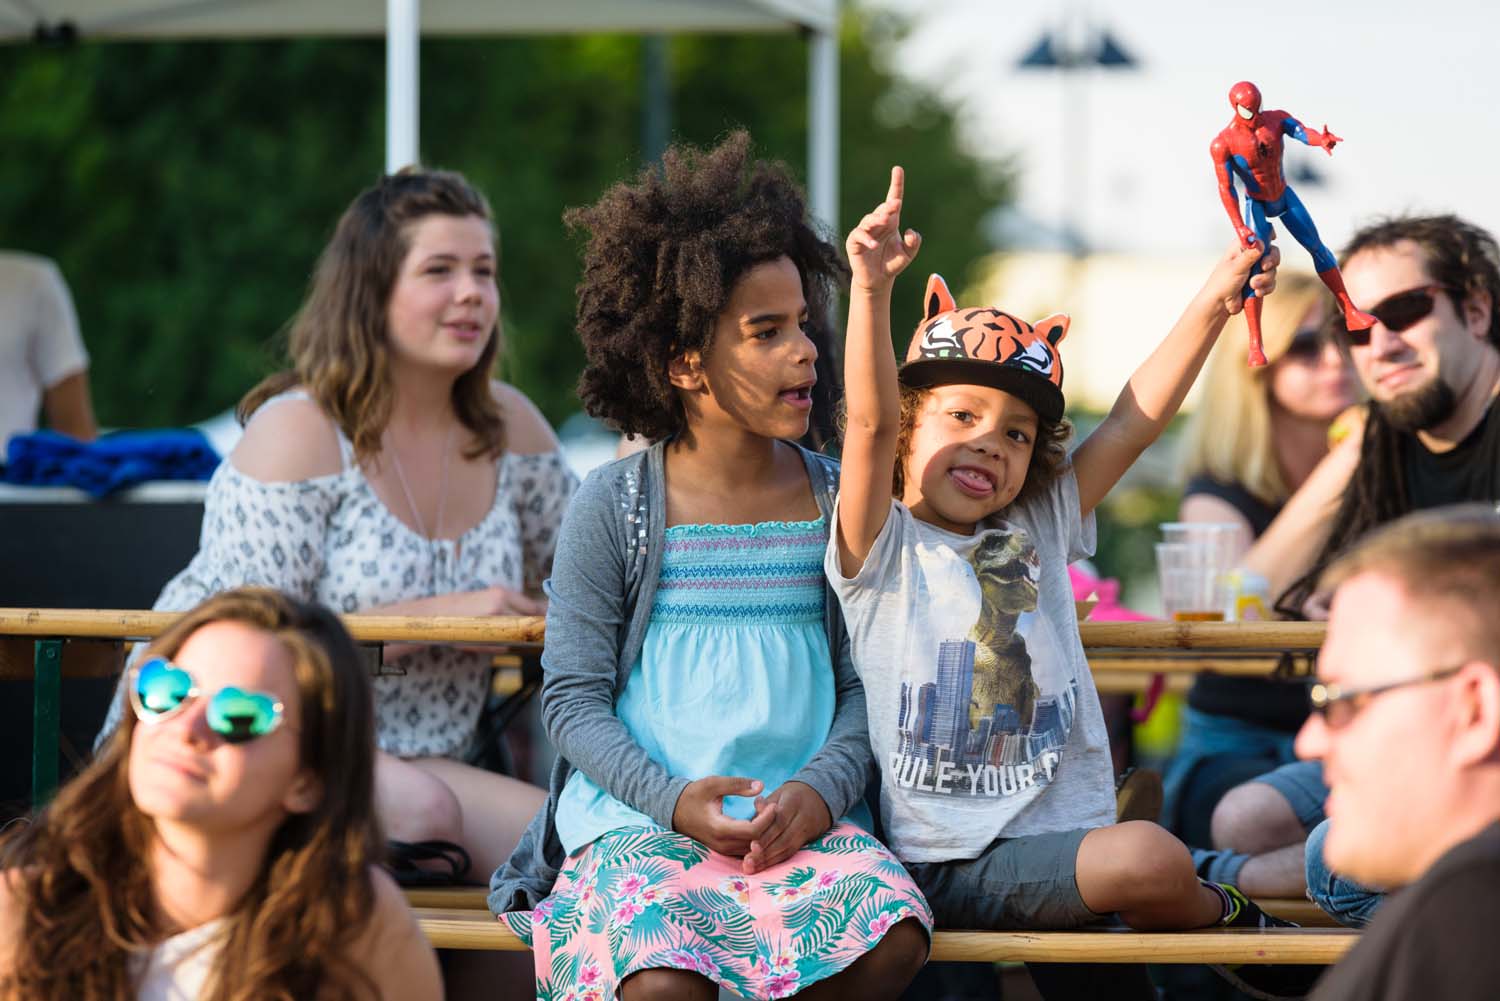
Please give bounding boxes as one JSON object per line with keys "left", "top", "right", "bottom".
{"left": 900, "top": 274, "right": 1070, "bottom": 423}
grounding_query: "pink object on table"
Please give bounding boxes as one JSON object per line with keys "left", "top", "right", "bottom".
{"left": 1068, "top": 564, "right": 1152, "bottom": 622}
{"left": 1068, "top": 565, "right": 1165, "bottom": 721}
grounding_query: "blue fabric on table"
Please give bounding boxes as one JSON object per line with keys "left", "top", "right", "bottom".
{"left": 3, "top": 429, "right": 220, "bottom": 497}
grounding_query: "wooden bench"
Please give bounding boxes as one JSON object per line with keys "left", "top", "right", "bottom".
{"left": 413, "top": 907, "right": 1357, "bottom": 964}
{"left": 403, "top": 886, "right": 1340, "bottom": 927}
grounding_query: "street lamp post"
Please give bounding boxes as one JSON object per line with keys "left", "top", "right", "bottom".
{"left": 1017, "top": 21, "right": 1139, "bottom": 256}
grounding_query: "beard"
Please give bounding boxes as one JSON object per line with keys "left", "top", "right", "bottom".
{"left": 1378, "top": 374, "right": 1458, "bottom": 432}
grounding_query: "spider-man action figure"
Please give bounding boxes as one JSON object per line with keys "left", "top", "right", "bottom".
{"left": 1212, "top": 80, "right": 1376, "bottom": 365}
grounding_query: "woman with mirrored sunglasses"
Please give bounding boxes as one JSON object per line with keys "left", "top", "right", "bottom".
{"left": 0, "top": 588, "right": 441, "bottom": 1001}
{"left": 1162, "top": 272, "right": 1361, "bottom": 902}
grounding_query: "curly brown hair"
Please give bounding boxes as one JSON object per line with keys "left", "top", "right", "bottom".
{"left": 887, "top": 384, "right": 1073, "bottom": 506}
{"left": 239, "top": 167, "right": 506, "bottom": 462}
{"left": 0, "top": 589, "right": 382, "bottom": 1001}
{"left": 567, "top": 131, "right": 849, "bottom": 442}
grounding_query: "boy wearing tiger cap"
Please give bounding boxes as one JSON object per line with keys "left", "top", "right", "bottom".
{"left": 826, "top": 167, "right": 1311, "bottom": 989}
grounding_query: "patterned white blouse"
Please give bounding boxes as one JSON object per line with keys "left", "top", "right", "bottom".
{"left": 101, "top": 393, "right": 577, "bottom": 758}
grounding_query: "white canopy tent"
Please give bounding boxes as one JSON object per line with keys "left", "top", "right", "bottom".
{"left": 2, "top": 0, "right": 841, "bottom": 226}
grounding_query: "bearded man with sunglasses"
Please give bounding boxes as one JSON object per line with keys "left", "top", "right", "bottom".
{"left": 1187, "top": 217, "right": 1500, "bottom": 942}
{"left": 1289, "top": 505, "right": 1500, "bottom": 1000}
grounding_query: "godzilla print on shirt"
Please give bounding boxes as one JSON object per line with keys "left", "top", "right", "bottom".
{"left": 827, "top": 470, "right": 1115, "bottom": 862}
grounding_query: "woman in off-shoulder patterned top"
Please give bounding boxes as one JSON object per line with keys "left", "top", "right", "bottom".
{"left": 99, "top": 169, "right": 576, "bottom": 882}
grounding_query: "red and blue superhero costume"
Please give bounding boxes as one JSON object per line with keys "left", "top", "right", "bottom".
{"left": 1211, "top": 81, "right": 1376, "bottom": 365}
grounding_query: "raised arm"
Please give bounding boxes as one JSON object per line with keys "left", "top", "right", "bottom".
{"left": 1241, "top": 427, "right": 1362, "bottom": 601}
{"left": 1072, "top": 240, "right": 1279, "bottom": 516}
{"left": 837, "top": 166, "right": 922, "bottom": 577}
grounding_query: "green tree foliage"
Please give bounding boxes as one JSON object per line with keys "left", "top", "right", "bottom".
{"left": 0, "top": 11, "right": 1011, "bottom": 430}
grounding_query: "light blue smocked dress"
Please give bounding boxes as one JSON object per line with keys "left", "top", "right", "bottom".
{"left": 556, "top": 516, "right": 871, "bottom": 854}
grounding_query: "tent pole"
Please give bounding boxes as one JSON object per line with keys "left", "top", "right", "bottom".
{"left": 386, "top": 0, "right": 420, "bottom": 173}
{"left": 807, "top": 22, "right": 838, "bottom": 234}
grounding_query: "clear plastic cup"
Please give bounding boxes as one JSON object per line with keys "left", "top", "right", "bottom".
{"left": 1159, "top": 522, "right": 1244, "bottom": 619}
{"left": 1155, "top": 541, "right": 1226, "bottom": 621}
{"left": 1159, "top": 522, "right": 1243, "bottom": 569}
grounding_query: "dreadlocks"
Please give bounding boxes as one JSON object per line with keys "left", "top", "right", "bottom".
{"left": 1275, "top": 214, "right": 1500, "bottom": 616}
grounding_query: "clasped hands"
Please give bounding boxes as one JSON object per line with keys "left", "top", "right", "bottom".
{"left": 671, "top": 776, "right": 833, "bottom": 875}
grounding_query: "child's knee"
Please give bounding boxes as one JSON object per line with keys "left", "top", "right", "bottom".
{"left": 1125, "top": 819, "right": 1190, "bottom": 866}
{"left": 873, "top": 918, "right": 929, "bottom": 978}
{"left": 1091, "top": 822, "right": 1195, "bottom": 901}
{"left": 621, "top": 968, "right": 716, "bottom": 1001}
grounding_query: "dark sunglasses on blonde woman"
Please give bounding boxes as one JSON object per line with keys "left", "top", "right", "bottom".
{"left": 1341, "top": 284, "right": 1455, "bottom": 345}
{"left": 1281, "top": 326, "right": 1336, "bottom": 364}
{"left": 129, "top": 656, "right": 286, "bottom": 743}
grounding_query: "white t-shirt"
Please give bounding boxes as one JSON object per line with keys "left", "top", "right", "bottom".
{"left": 0, "top": 252, "right": 87, "bottom": 448}
{"left": 132, "top": 919, "right": 223, "bottom": 1000}
{"left": 826, "top": 469, "right": 1116, "bottom": 862}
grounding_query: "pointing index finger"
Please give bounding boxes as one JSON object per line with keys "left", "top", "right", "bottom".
{"left": 887, "top": 165, "right": 904, "bottom": 206}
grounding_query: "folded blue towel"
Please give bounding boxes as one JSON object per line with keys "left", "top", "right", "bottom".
{"left": 3, "top": 429, "right": 221, "bottom": 497}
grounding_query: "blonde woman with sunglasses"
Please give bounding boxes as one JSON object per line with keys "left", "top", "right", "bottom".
{"left": 0, "top": 588, "right": 441, "bottom": 1001}
{"left": 1161, "top": 271, "right": 1360, "bottom": 895}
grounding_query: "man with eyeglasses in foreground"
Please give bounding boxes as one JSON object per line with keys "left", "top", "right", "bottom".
{"left": 1190, "top": 215, "right": 1500, "bottom": 930}
{"left": 1290, "top": 505, "right": 1500, "bottom": 1000}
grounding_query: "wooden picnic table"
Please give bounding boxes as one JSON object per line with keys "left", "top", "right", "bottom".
{"left": 1, "top": 610, "right": 1325, "bottom": 804}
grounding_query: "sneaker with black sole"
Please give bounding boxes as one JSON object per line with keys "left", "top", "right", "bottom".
{"left": 1209, "top": 883, "right": 1324, "bottom": 1000}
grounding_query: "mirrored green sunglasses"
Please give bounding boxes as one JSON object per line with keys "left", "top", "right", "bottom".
{"left": 129, "top": 656, "right": 286, "bottom": 744}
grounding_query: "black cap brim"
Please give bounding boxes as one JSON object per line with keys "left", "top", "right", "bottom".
{"left": 899, "top": 358, "right": 1064, "bottom": 423}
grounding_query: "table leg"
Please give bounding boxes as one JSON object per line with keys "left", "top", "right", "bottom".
{"left": 32, "top": 639, "right": 62, "bottom": 806}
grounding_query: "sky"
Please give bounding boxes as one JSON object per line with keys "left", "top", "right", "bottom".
{"left": 869, "top": 0, "right": 1494, "bottom": 257}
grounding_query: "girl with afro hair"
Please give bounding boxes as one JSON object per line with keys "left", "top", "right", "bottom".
{"left": 491, "top": 133, "right": 932, "bottom": 1000}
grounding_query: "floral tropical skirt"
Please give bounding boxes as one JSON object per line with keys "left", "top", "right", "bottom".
{"left": 500, "top": 822, "right": 931, "bottom": 1000}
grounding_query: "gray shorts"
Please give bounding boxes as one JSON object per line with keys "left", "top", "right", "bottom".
{"left": 903, "top": 827, "right": 1100, "bottom": 929}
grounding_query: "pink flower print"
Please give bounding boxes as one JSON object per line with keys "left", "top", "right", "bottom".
{"left": 578, "top": 963, "right": 602, "bottom": 987}
{"left": 868, "top": 912, "right": 896, "bottom": 938}
{"left": 580, "top": 990, "right": 605, "bottom": 1001}
{"left": 765, "top": 971, "right": 802, "bottom": 998}
{"left": 577, "top": 876, "right": 597, "bottom": 905}
{"left": 750, "top": 958, "right": 770, "bottom": 978}
{"left": 612, "top": 898, "right": 645, "bottom": 924}
{"left": 719, "top": 875, "right": 752, "bottom": 906}
{"left": 639, "top": 886, "right": 661, "bottom": 905}
{"left": 771, "top": 948, "right": 797, "bottom": 973}
{"left": 617, "top": 872, "right": 648, "bottom": 897}
{"left": 666, "top": 948, "right": 721, "bottom": 980}
{"left": 816, "top": 870, "right": 841, "bottom": 890}
{"left": 532, "top": 897, "right": 555, "bottom": 920}
{"left": 771, "top": 884, "right": 804, "bottom": 904}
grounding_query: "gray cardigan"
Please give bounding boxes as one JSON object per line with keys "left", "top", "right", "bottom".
{"left": 488, "top": 440, "right": 874, "bottom": 912}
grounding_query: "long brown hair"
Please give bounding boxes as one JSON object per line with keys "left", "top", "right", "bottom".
{"left": 1179, "top": 272, "right": 1329, "bottom": 505}
{"left": 239, "top": 168, "right": 507, "bottom": 461}
{"left": 1, "top": 589, "right": 383, "bottom": 1001}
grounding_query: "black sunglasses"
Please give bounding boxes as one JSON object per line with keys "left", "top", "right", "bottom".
{"left": 1341, "top": 284, "right": 1454, "bottom": 346}
{"left": 1281, "top": 326, "right": 1334, "bottom": 363}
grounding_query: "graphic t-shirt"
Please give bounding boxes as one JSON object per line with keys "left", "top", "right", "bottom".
{"left": 827, "top": 470, "right": 1116, "bottom": 862}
